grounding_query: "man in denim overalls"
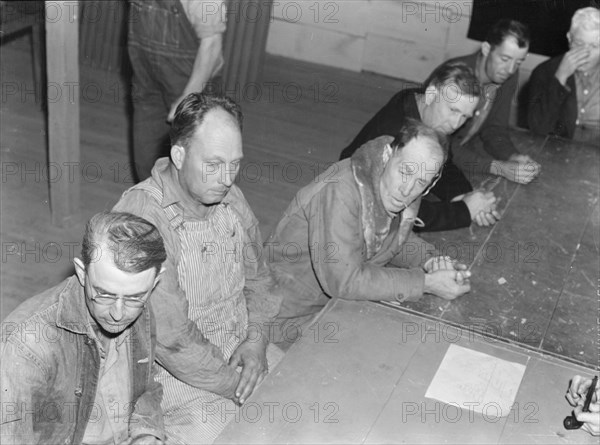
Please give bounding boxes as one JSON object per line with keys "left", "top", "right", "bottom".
{"left": 128, "top": 0, "right": 226, "bottom": 181}
{"left": 114, "top": 93, "right": 283, "bottom": 443}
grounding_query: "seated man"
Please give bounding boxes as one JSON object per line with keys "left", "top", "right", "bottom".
{"left": 267, "top": 120, "right": 472, "bottom": 351}
{"left": 528, "top": 7, "right": 600, "bottom": 143}
{"left": 439, "top": 19, "right": 541, "bottom": 184}
{"left": 113, "top": 92, "right": 283, "bottom": 443}
{"left": 340, "top": 62, "right": 500, "bottom": 231}
{"left": 1, "top": 212, "right": 167, "bottom": 444}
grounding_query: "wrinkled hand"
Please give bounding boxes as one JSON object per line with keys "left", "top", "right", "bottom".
{"left": 491, "top": 159, "right": 540, "bottom": 184}
{"left": 556, "top": 46, "right": 590, "bottom": 85}
{"left": 473, "top": 209, "right": 501, "bottom": 227}
{"left": 462, "top": 190, "right": 497, "bottom": 218}
{"left": 423, "top": 255, "right": 455, "bottom": 273}
{"left": 567, "top": 375, "right": 600, "bottom": 436}
{"left": 229, "top": 338, "right": 268, "bottom": 405}
{"left": 424, "top": 268, "right": 471, "bottom": 300}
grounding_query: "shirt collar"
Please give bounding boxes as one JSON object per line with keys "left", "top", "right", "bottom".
{"left": 55, "top": 276, "right": 91, "bottom": 335}
{"left": 150, "top": 156, "right": 235, "bottom": 219}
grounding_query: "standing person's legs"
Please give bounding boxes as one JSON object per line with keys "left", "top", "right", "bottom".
{"left": 129, "top": 47, "right": 173, "bottom": 182}
{"left": 129, "top": 48, "right": 195, "bottom": 182}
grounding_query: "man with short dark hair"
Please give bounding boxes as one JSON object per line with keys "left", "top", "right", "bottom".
{"left": 1, "top": 212, "right": 167, "bottom": 444}
{"left": 268, "top": 120, "right": 472, "bottom": 351}
{"left": 340, "top": 62, "right": 500, "bottom": 231}
{"left": 442, "top": 19, "right": 541, "bottom": 184}
{"left": 528, "top": 7, "right": 600, "bottom": 143}
{"left": 113, "top": 92, "right": 283, "bottom": 443}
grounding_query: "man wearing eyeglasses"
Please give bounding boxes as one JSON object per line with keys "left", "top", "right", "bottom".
{"left": 528, "top": 7, "right": 600, "bottom": 144}
{"left": 340, "top": 62, "right": 500, "bottom": 231}
{"left": 1, "top": 212, "right": 167, "bottom": 444}
{"left": 266, "top": 120, "right": 472, "bottom": 351}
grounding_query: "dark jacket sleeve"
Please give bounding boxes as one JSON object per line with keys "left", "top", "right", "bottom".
{"left": 527, "top": 55, "right": 575, "bottom": 138}
{"left": 479, "top": 73, "right": 520, "bottom": 161}
{"left": 340, "top": 91, "right": 411, "bottom": 160}
{"left": 416, "top": 200, "right": 472, "bottom": 232}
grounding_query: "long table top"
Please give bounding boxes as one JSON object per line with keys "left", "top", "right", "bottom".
{"left": 399, "top": 131, "right": 599, "bottom": 368}
{"left": 215, "top": 299, "right": 598, "bottom": 444}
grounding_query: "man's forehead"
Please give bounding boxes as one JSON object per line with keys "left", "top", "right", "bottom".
{"left": 438, "top": 82, "right": 479, "bottom": 103}
{"left": 188, "top": 111, "right": 243, "bottom": 159}
{"left": 394, "top": 137, "right": 442, "bottom": 160}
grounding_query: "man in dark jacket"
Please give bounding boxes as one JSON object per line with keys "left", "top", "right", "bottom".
{"left": 528, "top": 7, "right": 599, "bottom": 143}
{"left": 1, "top": 212, "right": 167, "bottom": 444}
{"left": 442, "top": 19, "right": 541, "bottom": 185}
{"left": 340, "top": 62, "right": 500, "bottom": 231}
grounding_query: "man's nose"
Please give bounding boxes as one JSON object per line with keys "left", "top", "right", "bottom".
{"left": 400, "top": 178, "right": 417, "bottom": 197}
{"left": 220, "top": 165, "right": 236, "bottom": 187}
{"left": 110, "top": 299, "right": 125, "bottom": 322}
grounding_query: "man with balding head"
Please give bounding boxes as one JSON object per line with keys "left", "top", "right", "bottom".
{"left": 528, "top": 7, "right": 600, "bottom": 143}
{"left": 114, "top": 93, "right": 282, "bottom": 443}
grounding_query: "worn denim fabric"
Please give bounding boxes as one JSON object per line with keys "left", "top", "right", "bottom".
{"left": 0, "top": 276, "right": 164, "bottom": 444}
{"left": 127, "top": 0, "right": 221, "bottom": 182}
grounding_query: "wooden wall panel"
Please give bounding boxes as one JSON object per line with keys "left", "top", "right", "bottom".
{"left": 266, "top": 20, "right": 365, "bottom": 72}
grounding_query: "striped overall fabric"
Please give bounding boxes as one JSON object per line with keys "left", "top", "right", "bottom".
{"left": 137, "top": 183, "right": 248, "bottom": 444}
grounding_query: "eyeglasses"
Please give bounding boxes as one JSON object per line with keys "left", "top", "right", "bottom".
{"left": 89, "top": 292, "right": 148, "bottom": 308}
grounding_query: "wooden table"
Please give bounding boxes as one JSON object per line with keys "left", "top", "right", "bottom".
{"left": 398, "top": 131, "right": 599, "bottom": 368}
{"left": 215, "top": 299, "right": 598, "bottom": 444}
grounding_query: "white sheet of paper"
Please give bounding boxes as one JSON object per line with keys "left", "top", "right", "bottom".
{"left": 425, "top": 344, "right": 527, "bottom": 417}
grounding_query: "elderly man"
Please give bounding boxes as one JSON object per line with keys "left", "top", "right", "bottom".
{"left": 439, "top": 19, "right": 541, "bottom": 184}
{"left": 340, "top": 62, "right": 500, "bottom": 231}
{"left": 1, "top": 212, "right": 167, "bottom": 444}
{"left": 267, "top": 120, "right": 472, "bottom": 351}
{"left": 528, "top": 7, "right": 600, "bottom": 143}
{"left": 113, "top": 93, "right": 282, "bottom": 443}
{"left": 128, "top": 0, "right": 227, "bottom": 181}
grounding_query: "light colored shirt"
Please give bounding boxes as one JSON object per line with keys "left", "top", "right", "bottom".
{"left": 180, "top": 0, "right": 227, "bottom": 39}
{"left": 82, "top": 323, "right": 132, "bottom": 445}
{"left": 574, "top": 68, "right": 600, "bottom": 130}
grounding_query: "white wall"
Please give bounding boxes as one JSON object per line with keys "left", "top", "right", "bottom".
{"left": 266, "top": 0, "right": 551, "bottom": 125}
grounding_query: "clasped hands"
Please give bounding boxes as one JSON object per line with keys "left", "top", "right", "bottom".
{"left": 423, "top": 256, "right": 471, "bottom": 301}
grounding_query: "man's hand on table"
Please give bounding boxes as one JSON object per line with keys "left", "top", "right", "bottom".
{"left": 453, "top": 190, "right": 501, "bottom": 227}
{"left": 423, "top": 256, "right": 471, "bottom": 300}
{"left": 229, "top": 336, "right": 269, "bottom": 405}
{"left": 490, "top": 155, "right": 541, "bottom": 184}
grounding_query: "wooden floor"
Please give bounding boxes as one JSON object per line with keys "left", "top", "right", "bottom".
{"left": 1, "top": 35, "right": 409, "bottom": 318}
{"left": 1, "top": 36, "right": 597, "bottom": 370}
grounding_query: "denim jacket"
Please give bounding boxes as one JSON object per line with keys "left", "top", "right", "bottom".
{"left": 0, "top": 276, "right": 164, "bottom": 444}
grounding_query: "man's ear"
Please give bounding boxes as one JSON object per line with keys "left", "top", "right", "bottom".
{"left": 171, "top": 145, "right": 186, "bottom": 170}
{"left": 424, "top": 84, "right": 438, "bottom": 106}
{"left": 73, "top": 258, "right": 86, "bottom": 287}
{"left": 481, "top": 41, "right": 491, "bottom": 58}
